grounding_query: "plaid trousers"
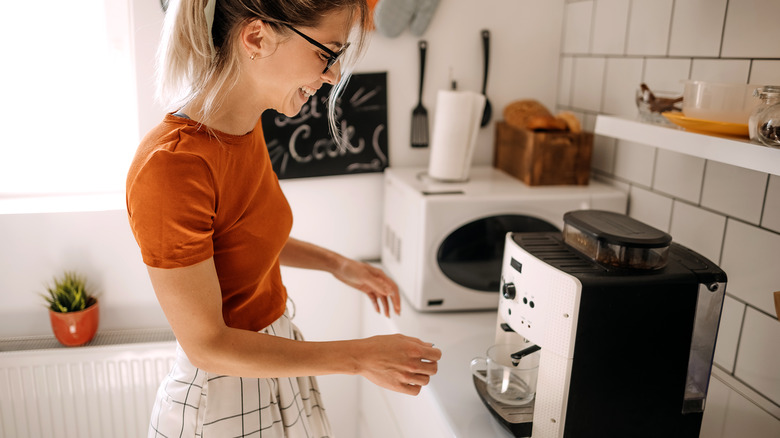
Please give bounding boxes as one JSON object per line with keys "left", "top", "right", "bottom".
{"left": 148, "top": 311, "right": 332, "bottom": 438}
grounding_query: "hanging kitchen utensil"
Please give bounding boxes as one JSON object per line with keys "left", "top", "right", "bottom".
{"left": 411, "top": 40, "right": 429, "bottom": 148}
{"left": 480, "top": 29, "right": 492, "bottom": 127}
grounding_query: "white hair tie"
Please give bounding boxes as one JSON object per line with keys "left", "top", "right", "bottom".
{"left": 204, "top": 0, "right": 217, "bottom": 58}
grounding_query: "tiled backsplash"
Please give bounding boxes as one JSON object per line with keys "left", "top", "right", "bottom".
{"left": 558, "top": 0, "right": 780, "bottom": 435}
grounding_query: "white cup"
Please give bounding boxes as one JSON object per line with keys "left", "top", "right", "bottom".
{"left": 471, "top": 343, "right": 539, "bottom": 405}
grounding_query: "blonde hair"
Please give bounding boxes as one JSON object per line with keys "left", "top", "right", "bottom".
{"left": 156, "top": 0, "right": 370, "bottom": 136}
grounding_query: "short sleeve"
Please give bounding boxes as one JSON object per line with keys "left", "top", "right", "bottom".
{"left": 127, "top": 150, "right": 216, "bottom": 268}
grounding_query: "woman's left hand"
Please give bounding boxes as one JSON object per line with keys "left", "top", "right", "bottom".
{"left": 334, "top": 259, "right": 400, "bottom": 317}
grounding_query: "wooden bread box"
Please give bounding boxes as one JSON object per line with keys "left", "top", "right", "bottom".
{"left": 493, "top": 121, "right": 593, "bottom": 186}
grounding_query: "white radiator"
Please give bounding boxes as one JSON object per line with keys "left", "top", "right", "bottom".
{"left": 0, "top": 328, "right": 176, "bottom": 438}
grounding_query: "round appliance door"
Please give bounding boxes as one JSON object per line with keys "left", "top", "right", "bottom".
{"left": 437, "top": 215, "right": 559, "bottom": 292}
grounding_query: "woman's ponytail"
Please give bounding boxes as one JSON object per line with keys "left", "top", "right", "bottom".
{"left": 156, "top": 0, "right": 217, "bottom": 111}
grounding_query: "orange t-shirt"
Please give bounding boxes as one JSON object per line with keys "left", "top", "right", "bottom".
{"left": 126, "top": 114, "right": 292, "bottom": 331}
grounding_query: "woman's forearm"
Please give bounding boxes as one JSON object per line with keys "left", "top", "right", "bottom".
{"left": 279, "top": 237, "right": 346, "bottom": 273}
{"left": 183, "top": 326, "right": 361, "bottom": 378}
{"left": 180, "top": 324, "right": 439, "bottom": 396}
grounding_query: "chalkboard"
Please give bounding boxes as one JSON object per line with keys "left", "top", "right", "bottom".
{"left": 261, "top": 72, "right": 389, "bottom": 180}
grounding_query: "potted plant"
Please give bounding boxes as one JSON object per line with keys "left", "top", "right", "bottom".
{"left": 42, "top": 271, "right": 99, "bottom": 346}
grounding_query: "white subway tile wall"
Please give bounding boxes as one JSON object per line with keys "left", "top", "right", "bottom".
{"left": 627, "top": 185, "right": 672, "bottom": 231}
{"left": 613, "top": 139, "right": 655, "bottom": 186}
{"left": 571, "top": 57, "right": 605, "bottom": 111}
{"left": 701, "top": 161, "right": 767, "bottom": 225}
{"left": 763, "top": 175, "right": 780, "bottom": 233}
{"left": 643, "top": 58, "right": 691, "bottom": 94}
{"left": 603, "top": 58, "right": 644, "bottom": 117}
{"left": 721, "top": 0, "right": 780, "bottom": 59}
{"left": 751, "top": 61, "right": 780, "bottom": 85}
{"left": 626, "top": 0, "right": 673, "bottom": 56}
{"left": 652, "top": 149, "right": 705, "bottom": 203}
{"left": 590, "top": 0, "right": 629, "bottom": 55}
{"left": 557, "top": 57, "right": 574, "bottom": 107}
{"left": 713, "top": 296, "right": 745, "bottom": 374}
{"left": 721, "top": 219, "right": 780, "bottom": 316}
{"left": 669, "top": 201, "right": 727, "bottom": 264}
{"left": 735, "top": 308, "right": 780, "bottom": 404}
{"left": 700, "top": 377, "right": 729, "bottom": 438}
{"left": 668, "top": 0, "right": 728, "bottom": 57}
{"left": 557, "top": 0, "right": 780, "bottom": 430}
{"left": 562, "top": 1, "right": 593, "bottom": 54}
{"left": 690, "top": 59, "right": 752, "bottom": 83}
{"left": 591, "top": 135, "right": 616, "bottom": 173}
{"left": 704, "top": 376, "right": 780, "bottom": 438}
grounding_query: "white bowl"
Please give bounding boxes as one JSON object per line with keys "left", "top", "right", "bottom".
{"left": 682, "top": 81, "right": 760, "bottom": 124}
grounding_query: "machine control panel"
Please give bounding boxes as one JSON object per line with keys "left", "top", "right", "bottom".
{"left": 499, "top": 234, "right": 582, "bottom": 359}
{"left": 502, "top": 282, "right": 516, "bottom": 299}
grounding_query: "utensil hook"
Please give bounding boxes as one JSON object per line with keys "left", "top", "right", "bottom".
{"left": 480, "top": 30, "right": 490, "bottom": 95}
{"left": 418, "top": 40, "right": 427, "bottom": 103}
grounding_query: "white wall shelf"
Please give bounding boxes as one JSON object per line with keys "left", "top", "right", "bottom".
{"left": 595, "top": 115, "right": 780, "bottom": 177}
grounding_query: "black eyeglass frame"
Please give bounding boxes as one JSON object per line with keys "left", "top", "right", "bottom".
{"left": 283, "top": 24, "right": 350, "bottom": 74}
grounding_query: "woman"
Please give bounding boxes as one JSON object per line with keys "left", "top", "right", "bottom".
{"left": 125, "top": 0, "right": 441, "bottom": 437}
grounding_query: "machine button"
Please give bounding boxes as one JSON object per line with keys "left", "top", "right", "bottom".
{"left": 523, "top": 297, "right": 528, "bottom": 305}
{"left": 530, "top": 301, "right": 535, "bottom": 308}
{"left": 502, "top": 282, "right": 517, "bottom": 299}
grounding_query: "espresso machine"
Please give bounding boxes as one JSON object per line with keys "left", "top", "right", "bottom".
{"left": 475, "top": 210, "right": 727, "bottom": 437}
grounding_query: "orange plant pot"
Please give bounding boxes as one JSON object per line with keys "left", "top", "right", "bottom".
{"left": 49, "top": 301, "right": 100, "bottom": 347}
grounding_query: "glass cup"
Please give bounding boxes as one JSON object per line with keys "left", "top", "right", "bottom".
{"left": 471, "top": 343, "right": 539, "bottom": 405}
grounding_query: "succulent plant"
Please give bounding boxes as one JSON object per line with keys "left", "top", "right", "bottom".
{"left": 43, "top": 271, "right": 97, "bottom": 313}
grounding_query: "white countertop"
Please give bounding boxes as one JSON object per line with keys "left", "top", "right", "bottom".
{"left": 362, "top": 294, "right": 515, "bottom": 438}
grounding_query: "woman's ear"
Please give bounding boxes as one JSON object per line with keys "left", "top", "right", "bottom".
{"left": 240, "top": 19, "right": 279, "bottom": 59}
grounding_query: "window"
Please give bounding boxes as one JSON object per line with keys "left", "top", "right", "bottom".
{"left": 0, "top": 0, "right": 162, "bottom": 196}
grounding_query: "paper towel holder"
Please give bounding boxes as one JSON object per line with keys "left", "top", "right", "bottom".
{"left": 417, "top": 172, "right": 470, "bottom": 184}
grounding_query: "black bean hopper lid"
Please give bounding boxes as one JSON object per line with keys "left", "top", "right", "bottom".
{"left": 562, "top": 210, "right": 672, "bottom": 270}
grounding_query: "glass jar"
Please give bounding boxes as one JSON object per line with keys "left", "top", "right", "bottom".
{"left": 749, "top": 85, "right": 780, "bottom": 147}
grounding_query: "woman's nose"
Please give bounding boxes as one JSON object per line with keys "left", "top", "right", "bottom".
{"left": 321, "top": 64, "right": 341, "bottom": 85}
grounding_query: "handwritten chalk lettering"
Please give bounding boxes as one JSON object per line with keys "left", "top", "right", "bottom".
{"left": 261, "top": 72, "right": 388, "bottom": 179}
{"left": 289, "top": 120, "right": 371, "bottom": 163}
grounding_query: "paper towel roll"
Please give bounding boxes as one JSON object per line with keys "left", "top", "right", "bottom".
{"left": 427, "top": 90, "right": 486, "bottom": 182}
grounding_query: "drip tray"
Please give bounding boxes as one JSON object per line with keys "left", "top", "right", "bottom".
{"left": 473, "top": 372, "right": 534, "bottom": 437}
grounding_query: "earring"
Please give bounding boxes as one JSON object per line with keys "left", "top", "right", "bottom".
{"left": 250, "top": 53, "right": 256, "bottom": 60}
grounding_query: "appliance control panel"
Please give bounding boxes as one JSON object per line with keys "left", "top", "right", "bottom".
{"left": 498, "top": 234, "right": 583, "bottom": 359}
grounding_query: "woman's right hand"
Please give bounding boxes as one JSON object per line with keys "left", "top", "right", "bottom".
{"left": 356, "top": 334, "right": 442, "bottom": 395}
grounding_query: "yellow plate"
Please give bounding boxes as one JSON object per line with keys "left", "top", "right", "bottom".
{"left": 662, "top": 112, "right": 749, "bottom": 137}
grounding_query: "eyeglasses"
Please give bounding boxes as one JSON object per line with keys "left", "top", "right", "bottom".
{"left": 283, "top": 24, "right": 350, "bottom": 74}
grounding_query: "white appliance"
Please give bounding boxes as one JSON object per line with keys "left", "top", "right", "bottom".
{"left": 381, "top": 166, "right": 627, "bottom": 311}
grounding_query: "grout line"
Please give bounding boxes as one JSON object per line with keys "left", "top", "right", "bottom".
{"left": 717, "top": 217, "right": 728, "bottom": 265}
{"left": 725, "top": 292, "right": 780, "bottom": 321}
{"left": 719, "top": 0, "right": 731, "bottom": 58}
{"left": 587, "top": 0, "right": 596, "bottom": 55}
{"left": 698, "top": 160, "right": 708, "bottom": 205}
{"left": 559, "top": 3, "right": 569, "bottom": 57}
{"left": 712, "top": 366, "right": 780, "bottom": 420}
{"left": 758, "top": 174, "right": 770, "bottom": 228}
{"left": 624, "top": 0, "right": 632, "bottom": 57}
{"left": 666, "top": 0, "right": 676, "bottom": 56}
{"left": 649, "top": 143, "right": 658, "bottom": 188}
{"left": 727, "top": 292, "right": 745, "bottom": 376}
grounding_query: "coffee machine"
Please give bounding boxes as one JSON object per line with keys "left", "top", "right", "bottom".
{"left": 475, "top": 211, "right": 727, "bottom": 437}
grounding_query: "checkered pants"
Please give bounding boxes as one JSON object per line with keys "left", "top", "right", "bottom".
{"left": 148, "top": 312, "right": 332, "bottom": 438}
